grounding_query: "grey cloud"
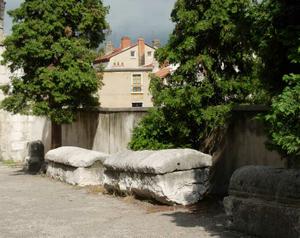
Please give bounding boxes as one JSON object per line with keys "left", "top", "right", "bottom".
{"left": 4, "top": 0, "right": 176, "bottom": 46}
{"left": 103, "top": 0, "right": 176, "bottom": 46}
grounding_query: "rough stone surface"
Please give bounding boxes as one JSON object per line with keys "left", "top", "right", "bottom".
{"left": 46, "top": 161, "right": 105, "bottom": 186}
{"left": 104, "top": 149, "right": 212, "bottom": 205}
{"left": 224, "top": 166, "right": 300, "bottom": 238}
{"left": 23, "top": 140, "right": 44, "bottom": 174}
{"left": 45, "top": 146, "right": 108, "bottom": 167}
{"left": 45, "top": 146, "right": 109, "bottom": 186}
{"left": 228, "top": 165, "right": 300, "bottom": 202}
{"left": 104, "top": 149, "right": 212, "bottom": 174}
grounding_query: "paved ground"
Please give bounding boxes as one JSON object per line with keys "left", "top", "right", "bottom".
{"left": 0, "top": 163, "right": 249, "bottom": 238}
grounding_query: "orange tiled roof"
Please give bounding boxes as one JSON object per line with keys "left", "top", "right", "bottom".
{"left": 155, "top": 66, "right": 171, "bottom": 78}
{"left": 94, "top": 44, "right": 138, "bottom": 64}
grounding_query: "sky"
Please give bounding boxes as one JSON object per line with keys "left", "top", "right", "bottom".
{"left": 4, "top": 0, "right": 176, "bottom": 46}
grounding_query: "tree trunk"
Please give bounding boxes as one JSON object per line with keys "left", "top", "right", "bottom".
{"left": 51, "top": 121, "right": 62, "bottom": 149}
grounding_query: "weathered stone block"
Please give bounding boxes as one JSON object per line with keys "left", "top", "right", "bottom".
{"left": 224, "top": 166, "right": 300, "bottom": 238}
{"left": 104, "top": 149, "right": 212, "bottom": 205}
{"left": 23, "top": 140, "right": 44, "bottom": 174}
{"left": 45, "top": 146, "right": 109, "bottom": 186}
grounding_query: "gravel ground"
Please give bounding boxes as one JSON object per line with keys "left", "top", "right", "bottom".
{"left": 0, "top": 163, "right": 250, "bottom": 238}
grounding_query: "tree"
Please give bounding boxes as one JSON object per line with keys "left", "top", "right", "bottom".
{"left": 257, "top": 0, "right": 300, "bottom": 165}
{"left": 129, "top": 0, "right": 265, "bottom": 151}
{"left": 1, "top": 0, "right": 109, "bottom": 148}
{"left": 265, "top": 51, "right": 300, "bottom": 165}
{"left": 251, "top": 0, "right": 300, "bottom": 95}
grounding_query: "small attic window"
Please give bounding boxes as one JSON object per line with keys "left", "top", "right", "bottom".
{"left": 147, "top": 51, "right": 152, "bottom": 57}
{"left": 131, "top": 51, "right": 136, "bottom": 58}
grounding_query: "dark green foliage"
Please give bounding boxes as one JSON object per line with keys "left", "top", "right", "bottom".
{"left": 251, "top": 0, "right": 300, "bottom": 95}
{"left": 255, "top": 0, "right": 300, "bottom": 161}
{"left": 265, "top": 47, "right": 300, "bottom": 160}
{"left": 129, "top": 0, "right": 265, "bottom": 151}
{"left": 1, "top": 0, "right": 109, "bottom": 124}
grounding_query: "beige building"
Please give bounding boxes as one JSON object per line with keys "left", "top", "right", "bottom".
{"left": 95, "top": 37, "right": 159, "bottom": 108}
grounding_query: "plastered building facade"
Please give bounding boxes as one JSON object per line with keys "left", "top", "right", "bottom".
{"left": 95, "top": 37, "right": 159, "bottom": 108}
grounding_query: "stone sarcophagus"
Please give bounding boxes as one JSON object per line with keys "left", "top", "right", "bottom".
{"left": 224, "top": 166, "right": 300, "bottom": 238}
{"left": 46, "top": 146, "right": 109, "bottom": 186}
{"left": 103, "top": 149, "right": 212, "bottom": 205}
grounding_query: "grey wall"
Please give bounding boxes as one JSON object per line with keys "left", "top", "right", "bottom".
{"left": 0, "top": 110, "right": 51, "bottom": 162}
{"left": 210, "top": 106, "right": 284, "bottom": 195}
{"left": 61, "top": 108, "right": 147, "bottom": 154}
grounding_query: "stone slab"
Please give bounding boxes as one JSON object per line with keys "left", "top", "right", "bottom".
{"left": 45, "top": 146, "right": 109, "bottom": 168}
{"left": 224, "top": 166, "right": 300, "bottom": 238}
{"left": 104, "top": 149, "right": 212, "bottom": 205}
{"left": 228, "top": 165, "right": 300, "bottom": 202}
{"left": 104, "top": 168, "right": 210, "bottom": 205}
{"left": 224, "top": 196, "right": 300, "bottom": 238}
{"left": 46, "top": 161, "right": 104, "bottom": 186}
{"left": 104, "top": 149, "right": 212, "bottom": 174}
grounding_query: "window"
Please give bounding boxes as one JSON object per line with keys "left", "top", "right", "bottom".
{"left": 132, "top": 102, "right": 143, "bottom": 108}
{"left": 130, "top": 51, "right": 136, "bottom": 58}
{"left": 132, "top": 74, "right": 142, "bottom": 93}
{"left": 147, "top": 51, "right": 152, "bottom": 57}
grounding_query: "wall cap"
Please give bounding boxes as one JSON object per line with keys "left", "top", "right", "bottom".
{"left": 80, "top": 105, "right": 269, "bottom": 113}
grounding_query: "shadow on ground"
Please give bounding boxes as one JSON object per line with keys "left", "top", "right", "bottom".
{"left": 160, "top": 198, "right": 253, "bottom": 238}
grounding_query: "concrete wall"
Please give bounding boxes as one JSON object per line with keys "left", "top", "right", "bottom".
{"left": 0, "top": 110, "right": 51, "bottom": 162}
{"left": 0, "top": 45, "right": 51, "bottom": 162}
{"left": 210, "top": 106, "right": 284, "bottom": 195}
{"left": 62, "top": 108, "right": 148, "bottom": 154}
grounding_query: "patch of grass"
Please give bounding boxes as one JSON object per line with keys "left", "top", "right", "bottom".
{"left": 145, "top": 204, "right": 180, "bottom": 214}
{"left": 1, "top": 159, "right": 22, "bottom": 168}
{"left": 86, "top": 185, "right": 108, "bottom": 195}
{"left": 122, "top": 193, "right": 137, "bottom": 203}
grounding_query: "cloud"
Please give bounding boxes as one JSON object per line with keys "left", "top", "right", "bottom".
{"left": 103, "top": 0, "right": 176, "bottom": 46}
{"left": 4, "top": 0, "right": 176, "bottom": 46}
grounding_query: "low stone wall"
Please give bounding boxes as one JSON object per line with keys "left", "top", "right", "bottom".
{"left": 224, "top": 166, "right": 300, "bottom": 238}
{"left": 210, "top": 106, "right": 284, "bottom": 194}
{"left": 0, "top": 110, "right": 51, "bottom": 162}
{"left": 103, "top": 149, "right": 212, "bottom": 205}
{"left": 61, "top": 108, "right": 148, "bottom": 154}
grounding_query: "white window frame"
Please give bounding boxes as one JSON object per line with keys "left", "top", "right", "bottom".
{"left": 147, "top": 51, "right": 152, "bottom": 57}
{"left": 131, "top": 73, "right": 143, "bottom": 94}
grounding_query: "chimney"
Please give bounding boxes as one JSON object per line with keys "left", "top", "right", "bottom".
{"left": 120, "top": 36, "right": 131, "bottom": 49}
{"left": 138, "top": 38, "right": 145, "bottom": 66}
{"left": 105, "top": 41, "right": 114, "bottom": 55}
{"left": 152, "top": 39, "right": 161, "bottom": 49}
